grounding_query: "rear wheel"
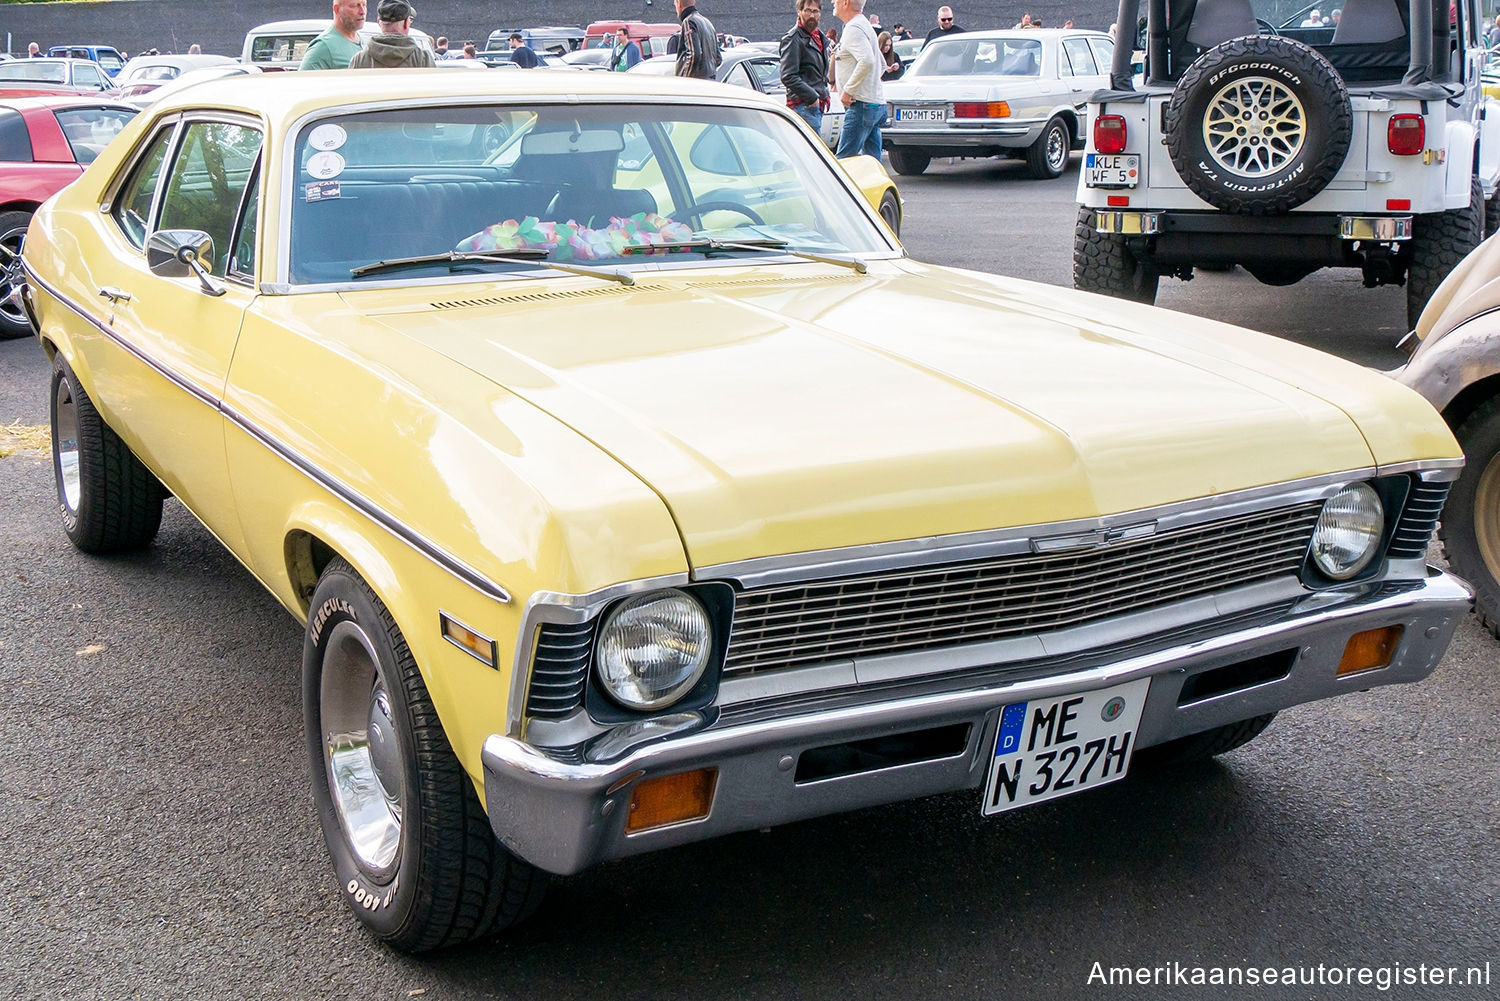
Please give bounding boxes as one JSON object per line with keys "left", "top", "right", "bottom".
{"left": 305, "top": 559, "right": 546, "bottom": 952}
{"left": 877, "top": 189, "right": 901, "bottom": 236}
{"left": 49, "top": 355, "right": 164, "bottom": 554}
{"left": 1072, "top": 208, "right": 1159, "bottom": 304}
{"left": 1025, "top": 117, "right": 1070, "bottom": 180}
{"left": 1440, "top": 396, "right": 1500, "bottom": 639}
{"left": 887, "top": 147, "right": 930, "bottom": 176}
{"left": 0, "top": 209, "right": 32, "bottom": 340}
{"left": 1407, "top": 177, "right": 1482, "bottom": 329}
{"left": 1136, "top": 713, "right": 1277, "bottom": 766}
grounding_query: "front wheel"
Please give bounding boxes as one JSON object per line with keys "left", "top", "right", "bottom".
{"left": 1025, "top": 117, "right": 1070, "bottom": 180}
{"left": 304, "top": 559, "right": 547, "bottom": 951}
{"left": 1407, "top": 177, "right": 1482, "bottom": 329}
{"left": 1441, "top": 396, "right": 1500, "bottom": 639}
{"left": 887, "top": 146, "right": 930, "bottom": 176}
{"left": 1135, "top": 713, "right": 1278, "bottom": 766}
{"left": 49, "top": 355, "right": 164, "bottom": 553}
{"left": 1072, "top": 207, "right": 1159, "bottom": 304}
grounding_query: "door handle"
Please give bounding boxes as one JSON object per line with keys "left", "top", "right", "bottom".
{"left": 98, "top": 286, "right": 133, "bottom": 304}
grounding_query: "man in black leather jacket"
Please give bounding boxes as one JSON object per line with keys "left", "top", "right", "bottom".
{"left": 674, "top": 0, "right": 721, "bottom": 78}
{"left": 780, "top": 0, "right": 831, "bottom": 140}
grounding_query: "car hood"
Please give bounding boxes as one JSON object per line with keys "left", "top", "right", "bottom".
{"left": 351, "top": 261, "right": 1422, "bottom": 569}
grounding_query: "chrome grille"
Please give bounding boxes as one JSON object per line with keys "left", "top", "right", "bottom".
{"left": 723, "top": 502, "right": 1324, "bottom": 676}
{"left": 1387, "top": 480, "right": 1449, "bottom": 559}
{"left": 525, "top": 621, "right": 595, "bottom": 719}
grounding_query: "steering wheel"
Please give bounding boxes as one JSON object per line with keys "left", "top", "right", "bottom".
{"left": 1256, "top": 18, "right": 1279, "bottom": 35}
{"left": 679, "top": 200, "right": 765, "bottom": 227}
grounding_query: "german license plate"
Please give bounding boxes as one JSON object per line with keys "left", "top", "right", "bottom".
{"left": 894, "top": 106, "right": 945, "bottom": 123}
{"left": 1085, "top": 153, "right": 1140, "bottom": 188}
{"left": 982, "top": 678, "right": 1150, "bottom": 815}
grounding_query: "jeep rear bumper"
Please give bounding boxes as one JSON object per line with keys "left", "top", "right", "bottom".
{"left": 1091, "top": 210, "right": 1416, "bottom": 268}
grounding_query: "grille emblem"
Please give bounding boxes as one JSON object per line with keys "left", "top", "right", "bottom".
{"left": 1030, "top": 521, "right": 1158, "bottom": 554}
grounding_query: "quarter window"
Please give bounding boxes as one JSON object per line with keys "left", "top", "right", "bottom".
{"left": 112, "top": 127, "right": 173, "bottom": 248}
{"left": 53, "top": 107, "right": 136, "bottom": 164}
{"left": 1062, "top": 38, "right": 1099, "bottom": 77}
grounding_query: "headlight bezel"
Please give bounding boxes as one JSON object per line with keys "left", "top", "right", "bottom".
{"left": 585, "top": 583, "right": 732, "bottom": 721}
{"left": 1303, "top": 479, "right": 1397, "bottom": 585}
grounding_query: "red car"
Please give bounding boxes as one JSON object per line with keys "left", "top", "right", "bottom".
{"left": 0, "top": 96, "right": 136, "bottom": 338}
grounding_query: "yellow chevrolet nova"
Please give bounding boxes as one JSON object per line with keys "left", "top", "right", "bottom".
{"left": 17, "top": 71, "right": 1471, "bottom": 952}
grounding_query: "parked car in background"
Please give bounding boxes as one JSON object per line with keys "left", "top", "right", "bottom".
{"left": 476, "top": 50, "right": 570, "bottom": 69}
{"left": 14, "top": 69, "right": 1470, "bottom": 953}
{"left": 1075, "top": 0, "right": 1500, "bottom": 328}
{"left": 562, "top": 49, "right": 615, "bottom": 69}
{"left": 118, "top": 64, "right": 263, "bottom": 109}
{"left": 1397, "top": 231, "right": 1500, "bottom": 640}
{"left": 581, "top": 20, "right": 679, "bottom": 55}
{"left": 0, "top": 58, "right": 115, "bottom": 97}
{"left": 883, "top": 28, "right": 1114, "bottom": 180}
{"left": 46, "top": 45, "right": 127, "bottom": 77}
{"left": 0, "top": 95, "right": 136, "bottom": 337}
{"left": 630, "top": 45, "right": 852, "bottom": 157}
{"left": 485, "top": 26, "right": 586, "bottom": 56}
{"left": 242, "top": 19, "right": 434, "bottom": 70}
{"left": 110, "top": 54, "right": 240, "bottom": 102}
{"left": 894, "top": 37, "right": 924, "bottom": 69}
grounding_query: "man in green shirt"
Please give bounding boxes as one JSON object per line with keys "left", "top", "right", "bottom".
{"left": 299, "top": 0, "right": 367, "bottom": 70}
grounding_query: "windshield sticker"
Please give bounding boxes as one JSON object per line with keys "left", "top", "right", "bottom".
{"left": 306, "top": 151, "right": 346, "bottom": 180}
{"left": 305, "top": 180, "right": 342, "bottom": 202}
{"left": 307, "top": 123, "right": 348, "bottom": 151}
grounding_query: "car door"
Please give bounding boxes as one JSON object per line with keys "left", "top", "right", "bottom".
{"left": 84, "top": 113, "right": 263, "bottom": 550}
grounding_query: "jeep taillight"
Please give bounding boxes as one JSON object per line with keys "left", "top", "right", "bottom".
{"left": 1388, "top": 115, "right": 1425, "bottom": 156}
{"left": 1094, "top": 115, "right": 1127, "bottom": 154}
{"left": 952, "top": 102, "right": 1010, "bottom": 118}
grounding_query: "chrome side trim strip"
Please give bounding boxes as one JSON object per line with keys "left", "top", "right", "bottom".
{"left": 697, "top": 469, "right": 1380, "bottom": 589}
{"left": 26, "top": 262, "right": 512, "bottom": 606}
{"left": 1379, "top": 457, "right": 1463, "bottom": 481}
{"left": 23, "top": 260, "right": 217, "bottom": 409}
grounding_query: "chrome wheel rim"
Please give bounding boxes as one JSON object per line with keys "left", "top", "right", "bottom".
{"left": 1475, "top": 451, "right": 1500, "bottom": 580}
{"left": 880, "top": 197, "right": 899, "bottom": 231}
{"left": 53, "top": 375, "right": 81, "bottom": 514}
{"left": 0, "top": 225, "right": 25, "bottom": 327}
{"left": 321, "top": 620, "right": 405, "bottom": 875}
{"left": 1202, "top": 76, "right": 1305, "bottom": 178}
{"left": 1046, "top": 125, "right": 1067, "bottom": 171}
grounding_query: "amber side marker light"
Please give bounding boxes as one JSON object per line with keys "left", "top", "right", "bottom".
{"left": 625, "top": 768, "right": 718, "bottom": 834}
{"left": 1337, "top": 626, "right": 1404, "bottom": 676}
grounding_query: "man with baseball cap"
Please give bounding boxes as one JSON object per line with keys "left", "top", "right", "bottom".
{"left": 349, "top": 0, "right": 434, "bottom": 67}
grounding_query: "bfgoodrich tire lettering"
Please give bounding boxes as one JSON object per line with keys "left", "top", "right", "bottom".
{"left": 304, "top": 559, "right": 545, "bottom": 952}
{"left": 1440, "top": 396, "right": 1500, "bottom": 639}
{"left": 1165, "top": 36, "right": 1350, "bottom": 215}
{"left": 1072, "top": 207, "right": 1159, "bottom": 304}
{"left": 49, "top": 354, "right": 164, "bottom": 553}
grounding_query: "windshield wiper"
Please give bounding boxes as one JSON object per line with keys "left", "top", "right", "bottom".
{"left": 351, "top": 248, "right": 636, "bottom": 286}
{"left": 621, "top": 237, "right": 868, "bottom": 274}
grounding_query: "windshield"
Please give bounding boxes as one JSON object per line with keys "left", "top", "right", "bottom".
{"left": 0, "top": 61, "right": 68, "bottom": 84}
{"left": 909, "top": 37, "right": 1042, "bottom": 77}
{"left": 288, "top": 102, "right": 889, "bottom": 285}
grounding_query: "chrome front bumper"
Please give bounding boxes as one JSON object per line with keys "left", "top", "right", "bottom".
{"left": 482, "top": 569, "right": 1470, "bottom": 875}
{"left": 883, "top": 121, "right": 1042, "bottom": 149}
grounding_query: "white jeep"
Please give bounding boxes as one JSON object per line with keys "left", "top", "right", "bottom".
{"left": 1075, "top": 0, "right": 1500, "bottom": 327}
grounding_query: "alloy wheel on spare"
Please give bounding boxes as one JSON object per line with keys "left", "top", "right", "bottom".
{"left": 1201, "top": 76, "right": 1305, "bottom": 179}
{"left": 320, "top": 619, "right": 406, "bottom": 877}
{"left": 0, "top": 213, "right": 31, "bottom": 339}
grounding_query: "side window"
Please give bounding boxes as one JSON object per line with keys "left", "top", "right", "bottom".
{"left": 689, "top": 124, "right": 744, "bottom": 176}
{"left": 0, "top": 108, "right": 34, "bottom": 163}
{"left": 54, "top": 107, "right": 136, "bottom": 164}
{"left": 1062, "top": 38, "right": 1099, "bottom": 77}
{"left": 1090, "top": 38, "right": 1115, "bottom": 73}
{"left": 75, "top": 64, "right": 106, "bottom": 90}
{"left": 112, "top": 126, "right": 174, "bottom": 248}
{"left": 157, "top": 122, "right": 264, "bottom": 277}
{"left": 747, "top": 59, "right": 781, "bottom": 90}
{"left": 722, "top": 62, "right": 755, "bottom": 89}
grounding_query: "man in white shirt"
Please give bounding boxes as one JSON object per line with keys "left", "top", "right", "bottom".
{"left": 833, "top": 0, "right": 885, "bottom": 158}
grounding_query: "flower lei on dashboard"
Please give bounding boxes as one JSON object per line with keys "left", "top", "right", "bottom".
{"left": 457, "top": 212, "right": 694, "bottom": 261}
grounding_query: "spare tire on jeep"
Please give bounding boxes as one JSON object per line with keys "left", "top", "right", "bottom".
{"left": 1165, "top": 36, "right": 1351, "bottom": 216}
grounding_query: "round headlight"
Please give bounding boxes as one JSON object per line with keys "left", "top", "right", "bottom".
{"left": 1310, "top": 482, "right": 1385, "bottom": 581}
{"left": 596, "top": 589, "right": 713, "bottom": 710}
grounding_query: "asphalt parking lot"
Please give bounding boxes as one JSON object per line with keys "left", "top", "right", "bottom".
{"left": 1, "top": 153, "right": 1495, "bottom": 1000}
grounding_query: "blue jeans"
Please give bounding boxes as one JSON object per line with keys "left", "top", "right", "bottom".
{"left": 791, "top": 103, "right": 826, "bottom": 145}
{"left": 836, "top": 100, "right": 886, "bottom": 159}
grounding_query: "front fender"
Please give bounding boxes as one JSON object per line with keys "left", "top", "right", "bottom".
{"left": 1445, "top": 120, "right": 1477, "bottom": 208}
{"left": 1397, "top": 308, "right": 1500, "bottom": 413}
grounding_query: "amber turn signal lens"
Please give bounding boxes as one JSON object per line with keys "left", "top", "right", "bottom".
{"left": 625, "top": 768, "right": 717, "bottom": 834}
{"left": 1337, "top": 625, "right": 1403, "bottom": 676}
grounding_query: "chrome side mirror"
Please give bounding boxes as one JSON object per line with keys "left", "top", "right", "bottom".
{"left": 146, "top": 229, "right": 226, "bottom": 297}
